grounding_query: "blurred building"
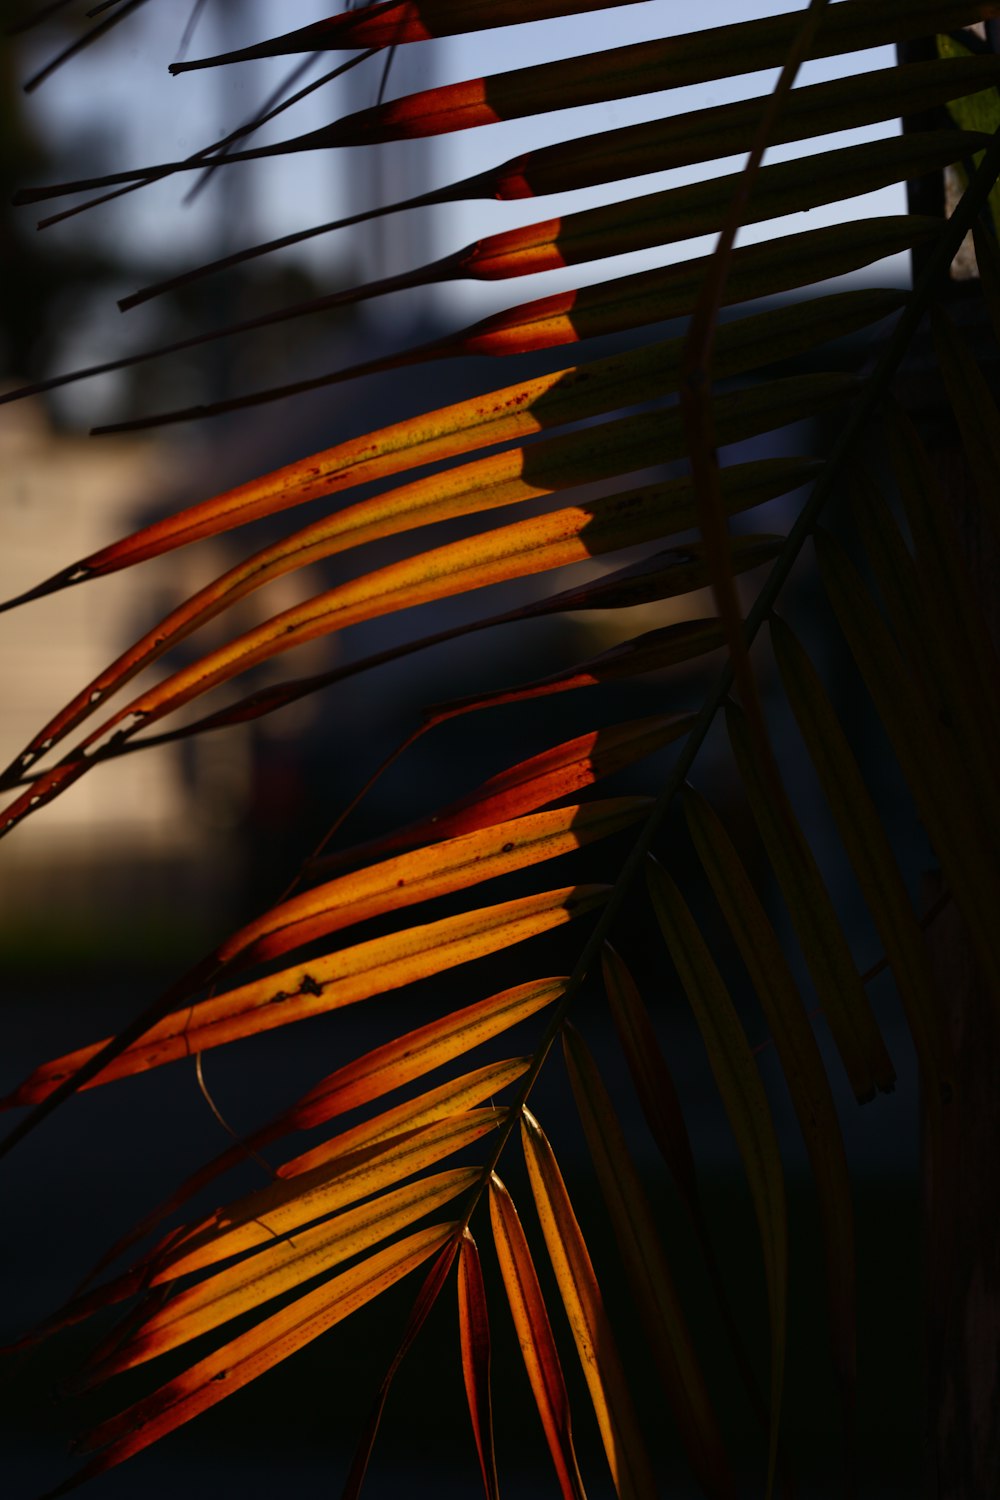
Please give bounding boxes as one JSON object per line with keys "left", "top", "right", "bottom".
{"left": 0, "top": 397, "right": 244, "bottom": 927}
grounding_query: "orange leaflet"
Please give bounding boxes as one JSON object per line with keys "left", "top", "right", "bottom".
{"left": 182, "top": 56, "right": 1000, "bottom": 201}
{"left": 1, "top": 609, "right": 722, "bottom": 846}
{"left": 46, "top": 354, "right": 619, "bottom": 578}
{"left": 458, "top": 1232, "right": 500, "bottom": 1500}
{"left": 78, "top": 217, "right": 933, "bottom": 434}
{"left": 5, "top": 135, "right": 940, "bottom": 431}
{"left": 462, "top": 134, "right": 981, "bottom": 281}
{"left": 38, "top": 383, "right": 825, "bottom": 755}
{"left": 88, "top": 1171, "right": 479, "bottom": 1381}
{"left": 7, "top": 403, "right": 803, "bottom": 776}
{"left": 299, "top": 3, "right": 1000, "bottom": 147}
{"left": 310, "top": 715, "right": 692, "bottom": 879}
{"left": 153, "top": 1111, "right": 503, "bottom": 1283}
{"left": 8, "top": 511, "right": 766, "bottom": 836}
{"left": 521, "top": 1109, "right": 657, "bottom": 1500}
{"left": 6, "top": 983, "right": 561, "bottom": 1340}
{"left": 48, "top": 457, "right": 803, "bottom": 769}
{"left": 278, "top": 1058, "right": 530, "bottom": 1179}
{"left": 426, "top": 620, "right": 724, "bottom": 724}
{"left": 52, "top": 474, "right": 705, "bottom": 740}
{"left": 173, "top": 1, "right": 646, "bottom": 68}
{"left": 99, "top": 63, "right": 971, "bottom": 315}
{"left": 288, "top": 977, "right": 564, "bottom": 1127}
{"left": 5, "top": 378, "right": 676, "bottom": 767}
{"left": 79, "top": 281, "right": 835, "bottom": 587}
{"left": 489, "top": 1175, "right": 586, "bottom": 1500}
{"left": 4, "top": 407, "right": 658, "bottom": 764}
{"left": 390, "top": 211, "right": 936, "bottom": 356}
{"left": 69, "top": 1224, "right": 458, "bottom": 1487}
{"left": 213, "top": 799, "right": 648, "bottom": 974}
{"left": 3, "top": 887, "right": 608, "bottom": 1104}
{"left": 17, "top": 1107, "right": 496, "bottom": 1354}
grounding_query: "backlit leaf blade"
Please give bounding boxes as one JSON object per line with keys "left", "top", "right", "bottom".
{"left": 142, "top": 617, "right": 725, "bottom": 768}
{"left": 242, "top": 3, "right": 1000, "bottom": 146}
{"left": 66, "top": 1224, "right": 458, "bottom": 1488}
{"left": 8, "top": 130, "right": 956, "bottom": 414}
{"left": 562, "top": 1023, "right": 736, "bottom": 1500}
{"left": 89, "top": 54, "right": 1000, "bottom": 234}
{"left": 2, "top": 288, "right": 883, "bottom": 773}
{"left": 404, "top": 131, "right": 951, "bottom": 287}
{"left": 415, "top": 608, "right": 722, "bottom": 724}
{"left": 210, "top": 799, "right": 648, "bottom": 976}
{"left": 112, "top": 51, "right": 989, "bottom": 314}
{"left": 521, "top": 1109, "right": 656, "bottom": 1500}
{"left": 89, "top": 1170, "right": 479, "bottom": 1380}
{"left": 27, "top": 7, "right": 999, "bottom": 203}
{"left": 13, "top": 381, "right": 827, "bottom": 774}
{"left": 65, "top": 384, "right": 843, "bottom": 739}
{"left": 0, "top": 598, "right": 710, "bottom": 836}
{"left": 153, "top": 1111, "right": 504, "bottom": 1283}
{"left": 5, "top": 443, "right": 695, "bottom": 770}
{"left": 11, "top": 602, "right": 726, "bottom": 831}
{"left": 40, "top": 1068, "right": 517, "bottom": 1335}
{"left": 37, "top": 135, "right": 981, "bottom": 345}
{"left": 646, "top": 858, "right": 786, "bottom": 1499}
{"left": 681, "top": 786, "right": 856, "bottom": 1393}
{"left": 311, "top": 716, "right": 693, "bottom": 881}
{"left": 82, "top": 217, "right": 941, "bottom": 433}
{"left": 18, "top": 344, "right": 678, "bottom": 586}
{"left": 11, "top": 982, "right": 563, "bottom": 1332}
{"left": 175, "top": 0, "right": 649, "bottom": 66}
{"left": 725, "top": 702, "right": 896, "bottom": 1104}
{"left": 6, "top": 439, "right": 814, "bottom": 781}
{"left": 489, "top": 1174, "right": 587, "bottom": 1500}
{"left": 3, "top": 886, "right": 608, "bottom": 1105}
{"left": 14, "top": 1086, "right": 496, "bottom": 1344}
{"left": 203, "top": 55, "right": 1000, "bottom": 204}
{"left": 279, "top": 1058, "right": 529, "bottom": 1181}
{"left": 815, "top": 527, "right": 1000, "bottom": 994}
{"left": 289, "top": 980, "right": 561, "bottom": 1128}
{"left": 458, "top": 1231, "right": 500, "bottom": 1500}
{"left": 770, "top": 615, "right": 951, "bottom": 1102}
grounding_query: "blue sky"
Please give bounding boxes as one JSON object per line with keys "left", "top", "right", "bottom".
{"left": 17, "top": 1, "right": 909, "bottom": 329}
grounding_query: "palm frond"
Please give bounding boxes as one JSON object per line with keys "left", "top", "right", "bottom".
{"left": 5, "top": 4, "right": 1000, "bottom": 1494}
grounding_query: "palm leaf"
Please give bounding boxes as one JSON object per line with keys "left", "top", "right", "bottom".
{"left": 489, "top": 1173, "right": 588, "bottom": 1500}
{"left": 61, "top": 1224, "right": 459, "bottom": 1491}
{"left": 458, "top": 1230, "right": 501, "bottom": 1500}
{"left": 6, "top": 6, "right": 1000, "bottom": 1495}
{"left": 521, "top": 1108, "right": 657, "bottom": 1500}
